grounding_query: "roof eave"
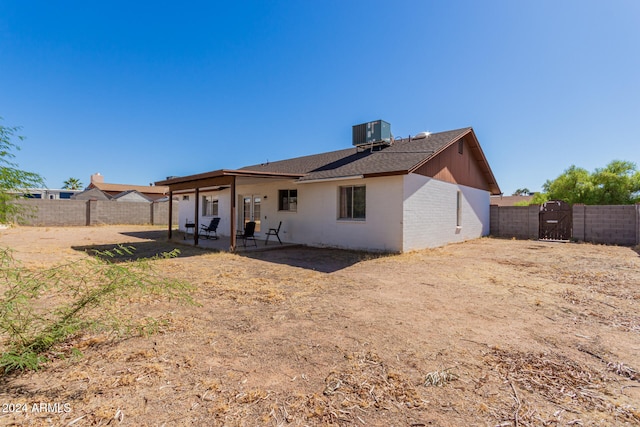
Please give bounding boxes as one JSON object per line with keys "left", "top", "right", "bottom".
{"left": 155, "top": 169, "right": 307, "bottom": 191}
{"left": 156, "top": 169, "right": 305, "bottom": 185}
{"left": 465, "top": 128, "right": 501, "bottom": 195}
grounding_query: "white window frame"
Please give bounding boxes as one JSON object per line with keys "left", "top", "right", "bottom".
{"left": 202, "top": 195, "right": 218, "bottom": 217}
{"left": 338, "top": 185, "right": 366, "bottom": 220}
{"left": 278, "top": 189, "right": 298, "bottom": 212}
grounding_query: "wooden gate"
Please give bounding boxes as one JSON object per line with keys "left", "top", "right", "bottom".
{"left": 539, "top": 200, "right": 572, "bottom": 241}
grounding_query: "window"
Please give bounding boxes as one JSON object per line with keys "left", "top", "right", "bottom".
{"left": 278, "top": 189, "right": 297, "bottom": 212}
{"left": 339, "top": 185, "right": 366, "bottom": 219}
{"left": 458, "top": 139, "right": 464, "bottom": 155}
{"left": 202, "top": 196, "right": 218, "bottom": 217}
{"left": 456, "top": 191, "right": 462, "bottom": 227}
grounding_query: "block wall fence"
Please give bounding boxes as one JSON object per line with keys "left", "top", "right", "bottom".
{"left": 12, "top": 199, "right": 178, "bottom": 226}
{"left": 490, "top": 204, "right": 640, "bottom": 245}
{"left": 8, "top": 199, "right": 639, "bottom": 245}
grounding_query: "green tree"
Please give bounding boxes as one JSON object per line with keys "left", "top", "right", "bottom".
{"left": 0, "top": 118, "right": 46, "bottom": 224}
{"left": 541, "top": 161, "right": 640, "bottom": 205}
{"left": 591, "top": 160, "right": 640, "bottom": 205}
{"left": 62, "top": 177, "right": 83, "bottom": 190}
{"left": 512, "top": 188, "right": 531, "bottom": 196}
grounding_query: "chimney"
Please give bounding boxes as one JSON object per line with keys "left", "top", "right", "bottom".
{"left": 91, "top": 173, "right": 104, "bottom": 184}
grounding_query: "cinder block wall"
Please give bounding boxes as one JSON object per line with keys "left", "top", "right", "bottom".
{"left": 12, "top": 199, "right": 178, "bottom": 226}
{"left": 489, "top": 205, "right": 539, "bottom": 239}
{"left": 573, "top": 204, "right": 638, "bottom": 245}
{"left": 90, "top": 200, "right": 153, "bottom": 225}
{"left": 14, "top": 199, "right": 88, "bottom": 226}
{"left": 491, "top": 203, "right": 639, "bottom": 245}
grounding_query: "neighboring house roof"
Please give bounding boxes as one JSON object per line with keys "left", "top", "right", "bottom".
{"left": 112, "top": 190, "right": 154, "bottom": 202}
{"left": 87, "top": 182, "right": 169, "bottom": 201}
{"left": 238, "top": 127, "right": 500, "bottom": 194}
{"left": 72, "top": 187, "right": 113, "bottom": 200}
{"left": 490, "top": 195, "right": 534, "bottom": 206}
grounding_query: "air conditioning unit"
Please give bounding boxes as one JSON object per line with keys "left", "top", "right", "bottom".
{"left": 352, "top": 120, "right": 391, "bottom": 147}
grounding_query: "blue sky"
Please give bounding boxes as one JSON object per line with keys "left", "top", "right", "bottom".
{"left": 1, "top": 1, "right": 638, "bottom": 195}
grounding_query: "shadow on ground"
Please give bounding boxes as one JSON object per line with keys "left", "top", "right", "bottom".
{"left": 71, "top": 241, "right": 212, "bottom": 262}
{"left": 241, "top": 246, "right": 392, "bottom": 273}
{"left": 72, "top": 229, "right": 393, "bottom": 272}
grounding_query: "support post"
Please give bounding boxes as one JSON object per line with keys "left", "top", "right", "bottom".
{"left": 194, "top": 188, "right": 200, "bottom": 246}
{"left": 230, "top": 176, "right": 236, "bottom": 251}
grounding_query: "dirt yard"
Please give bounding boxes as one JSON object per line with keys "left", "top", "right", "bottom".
{"left": 0, "top": 225, "right": 639, "bottom": 426}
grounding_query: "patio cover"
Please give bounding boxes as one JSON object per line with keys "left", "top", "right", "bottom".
{"left": 155, "top": 169, "right": 304, "bottom": 250}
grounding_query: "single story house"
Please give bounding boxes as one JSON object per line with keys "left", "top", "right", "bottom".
{"left": 72, "top": 187, "right": 113, "bottom": 201}
{"left": 10, "top": 188, "right": 82, "bottom": 200}
{"left": 155, "top": 125, "right": 501, "bottom": 252}
{"left": 87, "top": 173, "right": 169, "bottom": 201}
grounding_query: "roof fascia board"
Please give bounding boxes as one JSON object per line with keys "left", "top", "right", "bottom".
{"left": 295, "top": 175, "right": 364, "bottom": 184}
{"left": 363, "top": 171, "right": 408, "bottom": 179}
{"left": 155, "top": 169, "right": 305, "bottom": 187}
{"left": 162, "top": 176, "right": 234, "bottom": 192}
{"left": 464, "top": 128, "right": 501, "bottom": 195}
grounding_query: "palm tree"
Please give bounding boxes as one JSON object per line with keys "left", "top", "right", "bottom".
{"left": 62, "top": 177, "right": 83, "bottom": 190}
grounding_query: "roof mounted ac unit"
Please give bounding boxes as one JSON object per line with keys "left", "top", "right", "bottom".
{"left": 352, "top": 120, "right": 391, "bottom": 147}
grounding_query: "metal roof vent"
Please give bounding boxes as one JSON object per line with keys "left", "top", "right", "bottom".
{"left": 413, "top": 131, "right": 431, "bottom": 140}
{"left": 352, "top": 120, "right": 392, "bottom": 149}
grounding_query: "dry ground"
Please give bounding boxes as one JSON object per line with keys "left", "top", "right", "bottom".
{"left": 0, "top": 225, "right": 639, "bottom": 426}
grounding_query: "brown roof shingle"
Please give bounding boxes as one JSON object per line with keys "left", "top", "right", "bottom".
{"left": 240, "top": 128, "right": 471, "bottom": 181}
{"left": 157, "top": 126, "right": 500, "bottom": 195}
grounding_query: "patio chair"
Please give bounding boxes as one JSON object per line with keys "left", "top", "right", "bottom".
{"left": 265, "top": 221, "right": 282, "bottom": 245}
{"left": 200, "top": 217, "right": 221, "bottom": 240}
{"left": 236, "top": 221, "right": 257, "bottom": 247}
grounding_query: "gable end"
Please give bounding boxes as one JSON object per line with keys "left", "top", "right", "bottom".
{"left": 412, "top": 132, "right": 498, "bottom": 193}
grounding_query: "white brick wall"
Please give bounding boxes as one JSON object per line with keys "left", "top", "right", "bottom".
{"left": 402, "top": 175, "right": 489, "bottom": 251}
{"left": 175, "top": 174, "right": 491, "bottom": 252}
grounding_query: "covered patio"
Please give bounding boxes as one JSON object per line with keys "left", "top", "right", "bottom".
{"left": 155, "top": 169, "right": 304, "bottom": 252}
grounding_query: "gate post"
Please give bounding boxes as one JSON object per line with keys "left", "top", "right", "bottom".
{"left": 490, "top": 205, "right": 499, "bottom": 236}
{"left": 636, "top": 203, "right": 640, "bottom": 245}
{"left": 528, "top": 205, "right": 539, "bottom": 239}
{"left": 573, "top": 204, "right": 585, "bottom": 242}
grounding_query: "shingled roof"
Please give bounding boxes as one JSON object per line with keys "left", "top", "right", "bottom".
{"left": 239, "top": 128, "right": 500, "bottom": 191}
{"left": 157, "top": 126, "right": 500, "bottom": 195}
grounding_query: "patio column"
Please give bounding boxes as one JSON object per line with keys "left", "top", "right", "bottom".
{"left": 230, "top": 175, "right": 236, "bottom": 251}
{"left": 194, "top": 187, "right": 200, "bottom": 246}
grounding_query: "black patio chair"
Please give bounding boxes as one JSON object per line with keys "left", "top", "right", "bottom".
{"left": 236, "top": 221, "right": 257, "bottom": 247}
{"left": 200, "top": 217, "right": 221, "bottom": 240}
{"left": 265, "top": 221, "right": 282, "bottom": 245}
